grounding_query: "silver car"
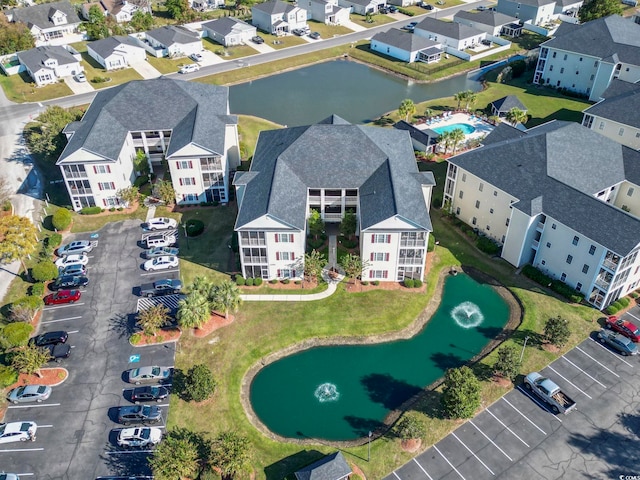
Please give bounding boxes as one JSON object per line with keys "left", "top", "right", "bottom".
{"left": 116, "top": 427, "right": 162, "bottom": 448}
{"left": 7, "top": 385, "right": 52, "bottom": 404}
{"left": 57, "top": 240, "right": 93, "bottom": 256}
{"left": 127, "top": 366, "right": 171, "bottom": 385}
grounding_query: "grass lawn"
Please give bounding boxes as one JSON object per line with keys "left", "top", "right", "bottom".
{"left": 146, "top": 54, "right": 192, "bottom": 75}
{"left": 349, "top": 12, "right": 397, "bottom": 28}
{"left": 306, "top": 20, "right": 353, "bottom": 38}
{"left": 68, "top": 42, "right": 144, "bottom": 89}
{"left": 0, "top": 71, "right": 73, "bottom": 103}
{"left": 261, "top": 33, "right": 308, "bottom": 50}
{"left": 69, "top": 207, "right": 149, "bottom": 233}
{"left": 237, "top": 114, "right": 283, "bottom": 162}
{"left": 202, "top": 38, "right": 258, "bottom": 60}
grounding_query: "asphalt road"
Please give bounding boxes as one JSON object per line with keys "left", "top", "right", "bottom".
{"left": 0, "top": 221, "right": 178, "bottom": 479}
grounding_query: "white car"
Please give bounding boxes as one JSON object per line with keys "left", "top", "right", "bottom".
{"left": 145, "top": 217, "right": 178, "bottom": 231}
{"left": 57, "top": 240, "right": 93, "bottom": 256}
{"left": 0, "top": 421, "right": 37, "bottom": 443}
{"left": 143, "top": 256, "right": 179, "bottom": 272}
{"left": 189, "top": 53, "right": 203, "bottom": 62}
{"left": 74, "top": 72, "right": 86, "bottom": 82}
{"left": 0, "top": 474, "right": 20, "bottom": 480}
{"left": 55, "top": 254, "right": 89, "bottom": 268}
{"left": 179, "top": 64, "right": 200, "bottom": 74}
{"left": 116, "top": 427, "right": 162, "bottom": 448}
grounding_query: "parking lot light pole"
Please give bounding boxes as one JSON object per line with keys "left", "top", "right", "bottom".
{"left": 181, "top": 223, "right": 189, "bottom": 249}
{"left": 520, "top": 335, "right": 530, "bottom": 363}
{"left": 368, "top": 431, "right": 372, "bottom": 462}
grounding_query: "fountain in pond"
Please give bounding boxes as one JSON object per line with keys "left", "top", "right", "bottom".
{"left": 314, "top": 383, "right": 340, "bottom": 403}
{"left": 451, "top": 301, "right": 484, "bottom": 329}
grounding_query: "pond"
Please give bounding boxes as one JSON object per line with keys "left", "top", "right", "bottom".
{"left": 249, "top": 273, "right": 511, "bottom": 442}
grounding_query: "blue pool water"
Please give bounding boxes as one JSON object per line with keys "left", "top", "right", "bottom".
{"left": 433, "top": 123, "right": 476, "bottom": 135}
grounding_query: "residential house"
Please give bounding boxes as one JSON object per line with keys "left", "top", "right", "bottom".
{"left": 337, "top": 0, "right": 385, "bottom": 15}
{"left": 295, "top": 452, "right": 352, "bottom": 480}
{"left": 233, "top": 115, "right": 435, "bottom": 282}
{"left": 371, "top": 29, "right": 442, "bottom": 63}
{"left": 7, "top": 1, "right": 82, "bottom": 46}
{"left": 16, "top": 45, "right": 83, "bottom": 86}
{"left": 554, "top": 0, "right": 584, "bottom": 17}
{"left": 533, "top": 15, "right": 640, "bottom": 101}
{"left": 87, "top": 35, "right": 146, "bottom": 70}
{"left": 251, "top": 0, "right": 307, "bottom": 36}
{"left": 302, "top": 0, "right": 350, "bottom": 25}
{"left": 141, "top": 25, "right": 202, "bottom": 57}
{"left": 394, "top": 120, "right": 439, "bottom": 153}
{"left": 494, "top": 0, "right": 556, "bottom": 24}
{"left": 582, "top": 79, "right": 640, "bottom": 150}
{"left": 414, "top": 18, "right": 486, "bottom": 54}
{"left": 57, "top": 78, "right": 240, "bottom": 210}
{"left": 489, "top": 95, "right": 527, "bottom": 118}
{"left": 190, "top": 0, "right": 225, "bottom": 11}
{"left": 202, "top": 18, "right": 257, "bottom": 47}
{"left": 453, "top": 10, "right": 522, "bottom": 37}
{"left": 443, "top": 121, "right": 640, "bottom": 310}
{"left": 81, "top": 0, "right": 146, "bottom": 23}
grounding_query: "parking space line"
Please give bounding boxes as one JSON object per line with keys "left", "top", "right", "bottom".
{"left": 574, "top": 346, "right": 620, "bottom": 377}
{"left": 140, "top": 269, "right": 179, "bottom": 277}
{"left": 104, "top": 449, "right": 155, "bottom": 455}
{"left": 515, "top": 387, "right": 562, "bottom": 423}
{"left": 627, "top": 312, "right": 640, "bottom": 322}
{"left": 392, "top": 471, "right": 401, "bottom": 479}
{"left": 44, "top": 303, "right": 85, "bottom": 310}
{"left": 451, "top": 432, "right": 494, "bottom": 475}
{"left": 0, "top": 448, "right": 44, "bottom": 452}
{"left": 588, "top": 337, "right": 633, "bottom": 367}
{"left": 433, "top": 445, "right": 466, "bottom": 480}
{"left": 413, "top": 458, "right": 433, "bottom": 480}
{"left": 561, "top": 356, "right": 607, "bottom": 388}
{"left": 8, "top": 403, "right": 61, "bottom": 409}
{"left": 68, "top": 330, "right": 79, "bottom": 334}
{"left": 39, "top": 424, "right": 54, "bottom": 428}
{"left": 469, "top": 420, "right": 512, "bottom": 461}
{"left": 502, "top": 396, "right": 549, "bottom": 432}
{"left": 17, "top": 474, "right": 34, "bottom": 477}
{"left": 486, "top": 408, "right": 530, "bottom": 446}
{"left": 547, "top": 366, "right": 593, "bottom": 399}
{"left": 41, "top": 316, "right": 82, "bottom": 324}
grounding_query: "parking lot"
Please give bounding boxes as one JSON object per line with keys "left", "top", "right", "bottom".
{"left": 1, "top": 220, "right": 178, "bottom": 479}
{"left": 385, "top": 306, "right": 640, "bottom": 480}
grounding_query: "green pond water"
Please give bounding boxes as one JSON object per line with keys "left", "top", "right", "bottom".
{"left": 249, "top": 274, "right": 511, "bottom": 441}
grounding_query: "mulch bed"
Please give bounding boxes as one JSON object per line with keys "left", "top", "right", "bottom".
{"left": 7, "top": 368, "right": 68, "bottom": 390}
{"left": 400, "top": 438, "right": 422, "bottom": 453}
{"left": 132, "top": 328, "right": 181, "bottom": 346}
{"left": 192, "top": 313, "right": 235, "bottom": 338}
{"left": 78, "top": 200, "right": 139, "bottom": 218}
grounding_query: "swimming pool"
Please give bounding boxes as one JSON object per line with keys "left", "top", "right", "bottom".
{"left": 433, "top": 123, "right": 476, "bottom": 135}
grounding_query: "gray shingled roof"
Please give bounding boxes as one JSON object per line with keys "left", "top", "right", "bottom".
{"left": 202, "top": 17, "right": 254, "bottom": 36}
{"left": 454, "top": 10, "right": 519, "bottom": 27}
{"left": 252, "top": 0, "right": 296, "bottom": 14}
{"left": 87, "top": 35, "right": 142, "bottom": 59}
{"left": 583, "top": 79, "right": 640, "bottom": 129}
{"left": 394, "top": 121, "right": 439, "bottom": 148}
{"left": 17, "top": 45, "right": 77, "bottom": 73}
{"left": 490, "top": 95, "right": 527, "bottom": 113}
{"left": 341, "top": 0, "right": 375, "bottom": 6}
{"left": 542, "top": 15, "right": 640, "bottom": 65}
{"left": 372, "top": 28, "right": 440, "bottom": 52}
{"left": 235, "top": 115, "right": 434, "bottom": 233}
{"left": 295, "top": 452, "right": 352, "bottom": 480}
{"left": 58, "top": 78, "right": 236, "bottom": 164}
{"left": 416, "top": 17, "right": 484, "bottom": 40}
{"left": 449, "top": 121, "right": 640, "bottom": 255}
{"left": 9, "top": 0, "right": 80, "bottom": 29}
{"left": 503, "top": 0, "right": 554, "bottom": 6}
{"left": 146, "top": 25, "right": 200, "bottom": 47}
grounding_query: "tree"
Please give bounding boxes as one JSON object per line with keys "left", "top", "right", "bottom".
{"left": 424, "top": 108, "right": 435, "bottom": 120}
{"left": 116, "top": 185, "right": 139, "bottom": 206}
{"left": 11, "top": 345, "right": 50, "bottom": 378}
{"left": 2, "top": 322, "right": 33, "bottom": 347}
{"left": 81, "top": 5, "right": 109, "bottom": 40}
{"left": 0, "top": 13, "right": 34, "bottom": 55}
{"left": 394, "top": 412, "right": 427, "bottom": 440}
{"left": 398, "top": 99, "right": 416, "bottom": 122}
{"left": 209, "top": 430, "right": 250, "bottom": 480}
{"left": 156, "top": 180, "right": 176, "bottom": 205}
{"left": 453, "top": 91, "right": 467, "bottom": 110}
{"left": 0, "top": 215, "right": 38, "bottom": 278}
{"left": 52, "top": 208, "right": 72, "bottom": 230}
{"left": 149, "top": 428, "right": 203, "bottom": 480}
{"left": 25, "top": 105, "right": 84, "bottom": 161}
{"left": 129, "top": 10, "right": 154, "bottom": 31}
{"left": 493, "top": 345, "right": 521, "bottom": 382}
{"left": 340, "top": 253, "right": 369, "bottom": 283}
{"left": 339, "top": 211, "right": 357, "bottom": 239}
{"left": 9, "top": 304, "right": 38, "bottom": 324}
{"left": 177, "top": 291, "right": 210, "bottom": 329}
{"left": 441, "top": 366, "right": 481, "bottom": 419}
{"left": 137, "top": 304, "right": 169, "bottom": 336}
{"left": 505, "top": 107, "right": 528, "bottom": 126}
{"left": 165, "top": 0, "right": 191, "bottom": 20}
{"left": 307, "top": 209, "right": 324, "bottom": 240}
{"left": 449, "top": 127, "right": 466, "bottom": 154}
{"left": 438, "top": 130, "right": 453, "bottom": 154}
{"left": 304, "top": 249, "right": 326, "bottom": 283}
{"left": 183, "top": 363, "right": 217, "bottom": 402}
{"left": 191, "top": 275, "right": 213, "bottom": 297}
{"left": 210, "top": 280, "right": 241, "bottom": 321}
{"left": 31, "top": 260, "right": 58, "bottom": 282}
{"left": 463, "top": 90, "right": 477, "bottom": 111}
{"left": 133, "top": 150, "right": 150, "bottom": 175}
{"left": 544, "top": 316, "right": 571, "bottom": 347}
{"left": 579, "top": 0, "right": 621, "bottom": 22}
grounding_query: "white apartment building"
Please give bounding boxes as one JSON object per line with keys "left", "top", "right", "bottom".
{"left": 234, "top": 115, "right": 435, "bottom": 282}
{"left": 57, "top": 78, "right": 240, "bottom": 210}
{"left": 444, "top": 121, "right": 640, "bottom": 310}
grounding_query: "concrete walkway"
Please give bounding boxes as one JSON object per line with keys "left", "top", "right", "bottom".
{"left": 241, "top": 266, "right": 345, "bottom": 302}
{"left": 63, "top": 76, "right": 95, "bottom": 95}
{"left": 131, "top": 60, "right": 163, "bottom": 80}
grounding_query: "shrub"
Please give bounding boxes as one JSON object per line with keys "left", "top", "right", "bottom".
{"left": 476, "top": 236, "right": 501, "bottom": 255}
{"left": 109, "top": 207, "right": 116, "bottom": 212}
{"left": 294, "top": 280, "right": 301, "bottom": 285}
{"left": 2, "top": 322, "right": 34, "bottom": 347}
{"left": 130, "top": 333, "right": 142, "bottom": 345}
{"left": 46, "top": 233, "right": 62, "bottom": 248}
{"left": 133, "top": 175, "right": 149, "bottom": 187}
{"left": 340, "top": 236, "right": 358, "bottom": 249}
{"left": 182, "top": 364, "right": 217, "bottom": 402}
{"left": 427, "top": 234, "right": 436, "bottom": 252}
{"left": 282, "top": 279, "right": 290, "bottom": 284}
{"left": 619, "top": 297, "right": 631, "bottom": 308}
{"left": 394, "top": 412, "right": 427, "bottom": 440}
{"left": 117, "top": 207, "right": 123, "bottom": 211}
{"left": 31, "top": 261, "right": 58, "bottom": 282}
{"left": 398, "top": 7, "right": 414, "bottom": 15}
{"left": 307, "top": 235, "right": 325, "bottom": 250}
{"left": 521, "top": 265, "right": 584, "bottom": 303}
{"left": 185, "top": 219, "right": 205, "bottom": 237}
{"left": 611, "top": 300, "right": 623, "bottom": 311}
{"left": 413, "top": 279, "right": 423, "bottom": 288}
{"left": 29, "top": 282, "right": 45, "bottom": 297}
{"left": 269, "top": 279, "right": 278, "bottom": 284}
{"left": 631, "top": 292, "right": 639, "bottom": 299}
{"left": 80, "top": 206, "right": 102, "bottom": 215}
{"left": 373, "top": 280, "right": 380, "bottom": 286}
{"left": 254, "top": 278, "right": 263, "bottom": 286}
{"left": 245, "top": 277, "right": 254, "bottom": 286}
{"left": 12, "top": 295, "right": 44, "bottom": 311}
{"left": 404, "top": 278, "right": 415, "bottom": 288}
{"left": 544, "top": 316, "right": 571, "bottom": 347}
{"left": 0, "top": 365, "right": 18, "bottom": 388}
{"left": 510, "top": 59, "right": 527, "bottom": 77}
{"left": 235, "top": 276, "right": 245, "bottom": 286}
{"left": 605, "top": 305, "right": 619, "bottom": 315}
{"left": 361, "top": 281, "right": 369, "bottom": 286}
{"left": 441, "top": 366, "right": 481, "bottom": 419}
{"left": 52, "top": 208, "right": 72, "bottom": 230}
{"left": 493, "top": 345, "right": 521, "bottom": 381}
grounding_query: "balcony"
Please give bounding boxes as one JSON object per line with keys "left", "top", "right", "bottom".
{"left": 532, "top": 240, "right": 540, "bottom": 249}
{"left": 243, "top": 255, "right": 268, "bottom": 264}
{"left": 241, "top": 239, "right": 266, "bottom": 246}
{"left": 63, "top": 171, "right": 88, "bottom": 179}
{"left": 595, "top": 277, "right": 611, "bottom": 290}
{"left": 536, "top": 221, "right": 545, "bottom": 231}
{"left": 400, "top": 240, "right": 426, "bottom": 247}
{"left": 602, "top": 258, "right": 618, "bottom": 271}
{"left": 69, "top": 187, "right": 92, "bottom": 195}
{"left": 399, "top": 257, "right": 424, "bottom": 265}
{"left": 324, "top": 213, "right": 342, "bottom": 222}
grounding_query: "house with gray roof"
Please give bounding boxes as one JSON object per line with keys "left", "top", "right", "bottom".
{"left": 494, "top": 0, "right": 556, "bottom": 24}
{"left": 337, "top": 0, "right": 385, "bottom": 15}
{"left": 394, "top": 120, "right": 439, "bottom": 153}
{"left": 87, "top": 35, "right": 146, "bottom": 70}
{"left": 554, "top": 0, "right": 584, "bottom": 17}
{"left": 489, "top": 95, "right": 527, "bottom": 117}
{"left": 294, "top": 452, "right": 352, "bottom": 480}
{"left": 139, "top": 26, "right": 202, "bottom": 57}
{"left": 57, "top": 78, "right": 239, "bottom": 210}
{"left": 444, "top": 120, "right": 640, "bottom": 310}
{"left": 202, "top": 17, "right": 257, "bottom": 47}
{"left": 251, "top": 0, "right": 307, "bottom": 36}
{"left": 300, "top": 0, "right": 350, "bottom": 25}
{"left": 414, "top": 18, "right": 486, "bottom": 56}
{"left": 533, "top": 15, "right": 640, "bottom": 101}
{"left": 453, "top": 10, "right": 522, "bottom": 37}
{"left": 7, "top": 0, "right": 82, "bottom": 46}
{"left": 371, "top": 29, "right": 442, "bottom": 63}
{"left": 234, "top": 115, "right": 435, "bottom": 282}
{"left": 582, "top": 79, "right": 640, "bottom": 150}
{"left": 16, "top": 45, "right": 83, "bottom": 86}
{"left": 80, "top": 0, "right": 148, "bottom": 23}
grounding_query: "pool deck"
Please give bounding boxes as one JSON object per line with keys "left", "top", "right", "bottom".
{"left": 415, "top": 112, "right": 495, "bottom": 143}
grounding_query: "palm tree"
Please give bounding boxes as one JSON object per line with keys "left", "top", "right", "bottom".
{"left": 398, "top": 99, "right": 416, "bottom": 122}
{"left": 190, "top": 275, "right": 213, "bottom": 297}
{"left": 449, "top": 128, "right": 466, "bottom": 154}
{"left": 439, "top": 130, "right": 453, "bottom": 154}
{"left": 424, "top": 108, "right": 435, "bottom": 120}
{"left": 453, "top": 91, "right": 467, "bottom": 110}
{"left": 176, "top": 291, "right": 210, "bottom": 329}
{"left": 211, "top": 280, "right": 242, "bottom": 321}
{"left": 464, "top": 90, "right": 477, "bottom": 111}
{"left": 505, "top": 107, "right": 528, "bottom": 126}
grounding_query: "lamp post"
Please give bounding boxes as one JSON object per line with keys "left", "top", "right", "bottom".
{"left": 181, "top": 223, "right": 189, "bottom": 249}
{"left": 367, "top": 431, "right": 372, "bottom": 462}
{"left": 520, "top": 335, "right": 530, "bottom": 363}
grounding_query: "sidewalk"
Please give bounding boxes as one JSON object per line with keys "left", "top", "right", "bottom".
{"left": 240, "top": 267, "right": 344, "bottom": 302}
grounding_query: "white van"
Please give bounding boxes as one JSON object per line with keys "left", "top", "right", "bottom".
{"left": 145, "top": 234, "right": 177, "bottom": 249}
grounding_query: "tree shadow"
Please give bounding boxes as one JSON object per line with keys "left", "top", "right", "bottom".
{"left": 108, "top": 312, "right": 137, "bottom": 340}
{"left": 343, "top": 415, "right": 386, "bottom": 438}
{"left": 99, "top": 445, "right": 153, "bottom": 477}
{"left": 264, "top": 449, "right": 325, "bottom": 480}
{"left": 409, "top": 389, "right": 444, "bottom": 419}
{"left": 430, "top": 351, "right": 464, "bottom": 371}
{"left": 360, "top": 373, "right": 422, "bottom": 410}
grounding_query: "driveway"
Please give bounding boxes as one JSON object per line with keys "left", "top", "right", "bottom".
{"left": 63, "top": 76, "right": 95, "bottom": 95}
{"left": 247, "top": 41, "right": 276, "bottom": 54}
{"left": 130, "top": 61, "right": 163, "bottom": 80}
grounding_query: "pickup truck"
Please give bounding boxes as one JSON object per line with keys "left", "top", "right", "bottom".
{"left": 139, "top": 279, "right": 182, "bottom": 297}
{"left": 524, "top": 372, "right": 576, "bottom": 414}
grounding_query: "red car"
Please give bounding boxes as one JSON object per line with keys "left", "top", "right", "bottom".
{"left": 44, "top": 289, "right": 81, "bottom": 305}
{"left": 605, "top": 315, "right": 640, "bottom": 342}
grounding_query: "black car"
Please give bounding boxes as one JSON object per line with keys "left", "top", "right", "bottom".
{"left": 118, "top": 405, "right": 163, "bottom": 425}
{"left": 251, "top": 35, "right": 264, "bottom": 44}
{"left": 29, "top": 331, "right": 68, "bottom": 347}
{"left": 138, "top": 279, "right": 182, "bottom": 297}
{"left": 379, "top": 6, "right": 388, "bottom": 13}
{"left": 387, "top": 5, "right": 398, "bottom": 12}
{"left": 46, "top": 343, "right": 71, "bottom": 362}
{"left": 308, "top": 31, "right": 321, "bottom": 40}
{"left": 49, "top": 275, "right": 89, "bottom": 291}
{"left": 131, "top": 386, "right": 170, "bottom": 404}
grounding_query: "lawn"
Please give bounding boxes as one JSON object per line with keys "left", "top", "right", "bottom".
{"left": 258, "top": 33, "right": 308, "bottom": 50}
{"left": 237, "top": 114, "right": 283, "bottom": 162}
{"left": 306, "top": 20, "right": 353, "bottom": 38}
{"left": 69, "top": 42, "right": 144, "bottom": 88}
{"left": 0, "top": 71, "right": 73, "bottom": 103}
{"left": 146, "top": 54, "right": 193, "bottom": 75}
{"left": 349, "top": 12, "right": 397, "bottom": 28}
{"left": 69, "top": 206, "right": 149, "bottom": 233}
{"left": 202, "top": 38, "right": 257, "bottom": 59}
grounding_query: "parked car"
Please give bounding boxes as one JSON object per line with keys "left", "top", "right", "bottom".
{"left": 46, "top": 343, "right": 71, "bottom": 363}
{"left": 44, "top": 289, "right": 81, "bottom": 306}
{"left": 139, "top": 279, "right": 182, "bottom": 297}
{"left": 55, "top": 254, "right": 89, "bottom": 268}
{"left": 189, "top": 53, "right": 203, "bottom": 62}
{"left": 57, "top": 240, "right": 93, "bottom": 256}
{"left": 477, "top": 5, "right": 487, "bottom": 10}
{"left": 179, "top": 64, "right": 199, "bottom": 74}
{"left": 143, "top": 256, "right": 179, "bottom": 272}
{"left": 292, "top": 28, "right": 305, "bottom": 36}
{"left": 403, "top": 21, "right": 418, "bottom": 31}
{"left": 116, "top": 427, "right": 162, "bottom": 448}
{"left": 605, "top": 315, "right": 640, "bottom": 342}
{"left": 308, "top": 31, "right": 321, "bottom": 40}
{"left": 387, "top": 5, "right": 398, "bottom": 12}
{"left": 597, "top": 328, "right": 638, "bottom": 355}
{"left": 144, "top": 246, "right": 179, "bottom": 259}
{"left": 144, "top": 234, "right": 177, "bottom": 249}
{"left": 0, "top": 473, "right": 20, "bottom": 480}
{"left": 523, "top": 372, "right": 576, "bottom": 414}
{"left": 29, "top": 331, "right": 68, "bottom": 347}
{"left": 0, "top": 421, "right": 37, "bottom": 443}
{"left": 127, "top": 366, "right": 171, "bottom": 385}
{"left": 7, "top": 385, "right": 52, "bottom": 404}
{"left": 59, "top": 264, "right": 87, "bottom": 276}
{"left": 144, "top": 217, "right": 178, "bottom": 231}
{"left": 75, "top": 72, "right": 86, "bottom": 82}
{"left": 49, "top": 275, "right": 89, "bottom": 291}
{"left": 130, "top": 385, "right": 170, "bottom": 404}
{"left": 251, "top": 35, "right": 265, "bottom": 44}
{"left": 117, "top": 405, "right": 162, "bottom": 425}
{"left": 379, "top": 6, "right": 388, "bottom": 13}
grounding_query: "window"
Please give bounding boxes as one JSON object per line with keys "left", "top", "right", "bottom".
{"left": 276, "top": 233, "right": 294, "bottom": 243}
{"left": 179, "top": 177, "right": 196, "bottom": 186}
{"left": 594, "top": 60, "right": 598, "bottom": 67}
{"left": 576, "top": 71, "right": 579, "bottom": 75}
{"left": 493, "top": 190, "right": 497, "bottom": 197}
{"left": 461, "top": 173, "right": 467, "bottom": 182}
{"left": 579, "top": 57, "right": 582, "bottom": 62}
{"left": 93, "top": 165, "right": 111, "bottom": 174}
{"left": 479, "top": 183, "right": 483, "bottom": 192}
{"left": 276, "top": 252, "right": 294, "bottom": 261}
{"left": 176, "top": 161, "right": 193, "bottom": 169}
{"left": 459, "top": 191, "right": 464, "bottom": 199}
{"left": 370, "top": 252, "right": 389, "bottom": 261}
{"left": 552, "top": 51, "right": 556, "bottom": 58}
{"left": 472, "top": 217, "right": 477, "bottom": 226}
{"left": 486, "top": 225, "right": 490, "bottom": 231}
{"left": 456, "top": 207, "right": 460, "bottom": 215}
{"left": 552, "top": 223, "right": 556, "bottom": 230}
{"left": 619, "top": 128, "right": 625, "bottom": 136}
{"left": 628, "top": 187, "right": 634, "bottom": 196}
{"left": 182, "top": 193, "right": 197, "bottom": 202}
{"left": 560, "top": 68, "right": 564, "bottom": 74}
{"left": 599, "top": 122, "right": 605, "bottom": 130}
{"left": 546, "top": 242, "right": 551, "bottom": 248}
{"left": 505, "top": 218, "right": 510, "bottom": 227}
{"left": 563, "top": 54, "right": 567, "bottom": 60}
{"left": 582, "top": 264, "right": 589, "bottom": 274}
{"left": 572, "top": 236, "right": 579, "bottom": 246}
{"left": 541, "top": 260, "right": 546, "bottom": 265}
{"left": 576, "top": 282, "right": 582, "bottom": 292}
{"left": 475, "top": 200, "right": 480, "bottom": 209}
{"left": 369, "top": 270, "right": 388, "bottom": 279}
{"left": 501, "top": 235, "right": 505, "bottom": 243}
{"left": 490, "top": 208, "right": 494, "bottom": 214}
{"left": 372, "top": 234, "right": 391, "bottom": 244}
{"left": 566, "top": 255, "right": 573, "bottom": 264}
{"left": 590, "top": 75, "right": 594, "bottom": 81}
{"left": 557, "top": 81, "right": 561, "bottom": 87}
{"left": 589, "top": 245, "right": 596, "bottom": 255}
{"left": 560, "top": 273, "right": 566, "bottom": 282}
{"left": 97, "top": 182, "right": 115, "bottom": 191}
{"left": 549, "top": 65, "right": 553, "bottom": 71}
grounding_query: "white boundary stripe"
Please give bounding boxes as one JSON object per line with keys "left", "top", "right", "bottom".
{"left": 469, "top": 420, "right": 512, "bottom": 461}
{"left": 433, "top": 444, "right": 467, "bottom": 480}
{"left": 39, "top": 425, "right": 54, "bottom": 428}
{"left": 43, "top": 303, "right": 85, "bottom": 310}
{"left": 413, "top": 458, "right": 433, "bottom": 480}
{"left": 627, "top": 312, "right": 640, "bottom": 322}
{"left": 502, "top": 396, "right": 549, "bottom": 433}
{"left": 140, "top": 269, "right": 179, "bottom": 277}
{"left": 451, "top": 432, "right": 495, "bottom": 475}
{"left": 561, "top": 356, "right": 607, "bottom": 388}
{"left": 17, "top": 474, "right": 34, "bottom": 477}
{"left": 104, "top": 449, "right": 155, "bottom": 455}
{"left": 0, "top": 448, "right": 44, "bottom": 452}
{"left": 41, "top": 316, "right": 81, "bottom": 325}
{"left": 67, "top": 330, "right": 79, "bottom": 334}
{"left": 515, "top": 387, "right": 563, "bottom": 424}
{"left": 393, "top": 471, "right": 402, "bottom": 479}
{"left": 486, "top": 408, "right": 530, "bottom": 447}
{"left": 588, "top": 337, "right": 633, "bottom": 367}
{"left": 8, "top": 403, "right": 61, "bottom": 409}
{"left": 575, "top": 346, "right": 620, "bottom": 377}
{"left": 547, "top": 366, "right": 593, "bottom": 399}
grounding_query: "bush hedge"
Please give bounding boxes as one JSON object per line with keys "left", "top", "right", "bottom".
{"left": 427, "top": 234, "right": 436, "bottom": 252}
{"left": 0, "top": 365, "right": 18, "bottom": 388}
{"left": 52, "top": 208, "right": 72, "bottom": 230}
{"left": 29, "top": 282, "right": 45, "bottom": 297}
{"left": 282, "top": 279, "right": 290, "bottom": 284}
{"left": 404, "top": 278, "right": 415, "bottom": 288}
{"left": 245, "top": 278, "right": 254, "bottom": 286}
{"left": 254, "top": 278, "right": 263, "bottom": 286}
{"left": 133, "top": 175, "right": 149, "bottom": 187}
{"left": 269, "top": 279, "right": 278, "bottom": 284}
{"left": 476, "top": 236, "right": 501, "bottom": 255}
{"left": 414, "top": 279, "right": 423, "bottom": 288}
{"left": 185, "top": 219, "right": 205, "bottom": 237}
{"left": 12, "top": 295, "right": 44, "bottom": 311}
{"left": 31, "top": 261, "right": 59, "bottom": 282}
{"left": 521, "top": 265, "right": 584, "bottom": 303}
{"left": 80, "top": 206, "right": 102, "bottom": 215}
{"left": 605, "top": 305, "right": 619, "bottom": 315}
{"left": 46, "top": 233, "right": 62, "bottom": 249}
{"left": 373, "top": 280, "right": 380, "bottom": 286}
{"left": 340, "top": 236, "right": 358, "bottom": 249}
{"left": 619, "top": 297, "right": 631, "bottom": 308}
{"left": 2, "top": 322, "right": 34, "bottom": 347}
{"left": 307, "top": 234, "right": 326, "bottom": 250}
{"left": 235, "top": 276, "right": 245, "bottom": 286}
